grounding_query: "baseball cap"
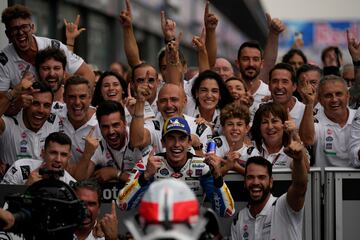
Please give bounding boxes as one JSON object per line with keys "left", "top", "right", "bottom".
{"left": 162, "top": 117, "right": 191, "bottom": 138}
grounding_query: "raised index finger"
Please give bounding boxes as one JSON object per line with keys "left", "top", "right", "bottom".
{"left": 160, "top": 11, "right": 166, "bottom": 28}
{"left": 125, "top": 0, "right": 131, "bottom": 13}
{"left": 127, "top": 82, "right": 132, "bottom": 98}
{"left": 111, "top": 200, "right": 117, "bottom": 216}
{"left": 265, "top": 13, "right": 271, "bottom": 26}
{"left": 204, "top": 1, "right": 210, "bottom": 19}
{"left": 87, "top": 126, "right": 96, "bottom": 137}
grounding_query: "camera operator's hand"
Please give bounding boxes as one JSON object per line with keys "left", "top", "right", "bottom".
{"left": 0, "top": 208, "right": 15, "bottom": 230}
{"left": 100, "top": 200, "right": 118, "bottom": 240}
{"left": 25, "top": 168, "right": 42, "bottom": 186}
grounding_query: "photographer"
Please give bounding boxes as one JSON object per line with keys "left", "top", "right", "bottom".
{"left": 1, "top": 132, "right": 76, "bottom": 185}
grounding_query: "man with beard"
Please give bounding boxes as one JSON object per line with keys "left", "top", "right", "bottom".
{"left": 0, "top": 4, "right": 95, "bottom": 92}
{"left": 93, "top": 100, "right": 150, "bottom": 183}
{"left": 35, "top": 47, "right": 67, "bottom": 114}
{"left": 231, "top": 125, "right": 308, "bottom": 240}
{"left": 1, "top": 132, "right": 75, "bottom": 185}
{"left": 73, "top": 180, "right": 118, "bottom": 240}
{"left": 0, "top": 78, "right": 60, "bottom": 174}
{"left": 236, "top": 41, "right": 271, "bottom": 119}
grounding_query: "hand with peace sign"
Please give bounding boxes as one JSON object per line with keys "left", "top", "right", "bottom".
{"left": 298, "top": 75, "right": 316, "bottom": 106}
{"left": 143, "top": 147, "right": 162, "bottom": 181}
{"left": 119, "top": 0, "right": 132, "bottom": 28}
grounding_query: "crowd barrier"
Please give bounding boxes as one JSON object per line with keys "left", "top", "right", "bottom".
{"left": 1, "top": 167, "right": 360, "bottom": 239}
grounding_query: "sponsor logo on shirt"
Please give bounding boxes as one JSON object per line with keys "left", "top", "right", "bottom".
{"left": 159, "top": 168, "right": 169, "bottom": 176}
{"left": 20, "top": 165, "right": 30, "bottom": 180}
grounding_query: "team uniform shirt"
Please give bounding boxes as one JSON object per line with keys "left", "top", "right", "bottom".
{"left": 289, "top": 97, "right": 305, "bottom": 128}
{"left": 117, "top": 152, "right": 235, "bottom": 217}
{"left": 183, "top": 76, "right": 197, "bottom": 115}
{"left": 144, "top": 113, "right": 212, "bottom": 153}
{"left": 249, "top": 80, "right": 271, "bottom": 122}
{"left": 74, "top": 230, "right": 104, "bottom": 240}
{"left": 257, "top": 143, "right": 293, "bottom": 168}
{"left": 231, "top": 193, "right": 303, "bottom": 240}
{"left": 187, "top": 107, "right": 221, "bottom": 135}
{"left": 96, "top": 127, "right": 151, "bottom": 173}
{"left": 0, "top": 36, "right": 84, "bottom": 91}
{"left": 52, "top": 101, "right": 67, "bottom": 115}
{"left": 58, "top": 110, "right": 103, "bottom": 165}
{"left": 349, "top": 108, "right": 360, "bottom": 167}
{"left": 1, "top": 158, "right": 76, "bottom": 185}
{"left": 0, "top": 110, "right": 59, "bottom": 165}
{"left": 314, "top": 108, "right": 356, "bottom": 167}
{"left": 213, "top": 135, "right": 260, "bottom": 165}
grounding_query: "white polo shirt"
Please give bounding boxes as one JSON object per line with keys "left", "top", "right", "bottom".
{"left": 0, "top": 110, "right": 59, "bottom": 165}
{"left": 349, "top": 108, "right": 360, "bottom": 167}
{"left": 0, "top": 35, "right": 84, "bottom": 91}
{"left": 144, "top": 113, "right": 212, "bottom": 153}
{"left": 213, "top": 135, "right": 259, "bottom": 163}
{"left": 289, "top": 97, "right": 305, "bottom": 128}
{"left": 1, "top": 158, "right": 76, "bottom": 185}
{"left": 58, "top": 110, "right": 103, "bottom": 165}
{"left": 314, "top": 108, "right": 356, "bottom": 167}
{"left": 231, "top": 194, "right": 303, "bottom": 240}
{"left": 249, "top": 80, "right": 271, "bottom": 121}
{"left": 187, "top": 107, "right": 221, "bottom": 135}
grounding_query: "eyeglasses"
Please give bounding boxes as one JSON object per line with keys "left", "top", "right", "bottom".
{"left": 7, "top": 24, "right": 32, "bottom": 36}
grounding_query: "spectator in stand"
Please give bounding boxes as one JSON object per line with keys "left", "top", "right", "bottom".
{"left": 321, "top": 46, "right": 343, "bottom": 76}
{"left": 282, "top": 48, "right": 308, "bottom": 73}
{"left": 225, "top": 77, "right": 253, "bottom": 108}
{"left": 212, "top": 57, "right": 234, "bottom": 81}
{"left": 342, "top": 63, "right": 355, "bottom": 88}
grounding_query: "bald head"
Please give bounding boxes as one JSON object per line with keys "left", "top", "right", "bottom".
{"left": 212, "top": 58, "right": 234, "bottom": 81}
{"left": 157, "top": 84, "right": 187, "bottom": 120}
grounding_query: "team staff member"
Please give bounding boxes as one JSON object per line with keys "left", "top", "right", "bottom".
{"left": 1, "top": 132, "right": 76, "bottom": 185}
{"left": 118, "top": 117, "right": 235, "bottom": 218}
{"left": 231, "top": 124, "right": 308, "bottom": 239}
{"left": 0, "top": 4, "right": 95, "bottom": 92}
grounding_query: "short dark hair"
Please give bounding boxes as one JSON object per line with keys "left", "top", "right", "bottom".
{"left": 282, "top": 48, "right": 308, "bottom": 65}
{"left": 269, "top": 62, "right": 296, "bottom": 84}
{"left": 220, "top": 102, "right": 251, "bottom": 126}
{"left": 91, "top": 71, "right": 128, "bottom": 107}
{"left": 296, "top": 64, "right": 322, "bottom": 81}
{"left": 72, "top": 180, "right": 102, "bottom": 206}
{"left": 2, "top": 4, "right": 32, "bottom": 28}
{"left": 318, "top": 75, "right": 348, "bottom": 95}
{"left": 96, "top": 100, "right": 126, "bottom": 123}
{"left": 35, "top": 47, "right": 67, "bottom": 73}
{"left": 32, "top": 80, "right": 54, "bottom": 101}
{"left": 237, "top": 41, "right": 263, "bottom": 60}
{"left": 251, "top": 102, "right": 289, "bottom": 152}
{"left": 64, "top": 75, "right": 92, "bottom": 95}
{"left": 245, "top": 156, "right": 273, "bottom": 178}
{"left": 191, "top": 70, "right": 233, "bottom": 109}
{"left": 44, "top": 132, "right": 72, "bottom": 150}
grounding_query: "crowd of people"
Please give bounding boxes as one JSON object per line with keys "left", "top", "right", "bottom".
{"left": 0, "top": 1, "right": 359, "bottom": 239}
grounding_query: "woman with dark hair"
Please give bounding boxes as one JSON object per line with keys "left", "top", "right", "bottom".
{"left": 188, "top": 70, "right": 233, "bottom": 135}
{"left": 251, "top": 102, "right": 308, "bottom": 168}
{"left": 282, "top": 48, "right": 308, "bottom": 73}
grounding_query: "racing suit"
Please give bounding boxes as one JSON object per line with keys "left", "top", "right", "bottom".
{"left": 117, "top": 153, "right": 235, "bottom": 217}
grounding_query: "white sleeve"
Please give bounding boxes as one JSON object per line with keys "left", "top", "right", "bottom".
{"left": 0, "top": 55, "right": 11, "bottom": 91}
{"left": 349, "top": 109, "right": 360, "bottom": 167}
{"left": 58, "top": 42, "right": 84, "bottom": 74}
{"left": 1, "top": 165, "right": 22, "bottom": 184}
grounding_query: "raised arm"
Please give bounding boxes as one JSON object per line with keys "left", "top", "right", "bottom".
{"left": 347, "top": 29, "right": 360, "bottom": 108}
{"left": 259, "top": 13, "right": 285, "bottom": 84}
{"left": 284, "top": 123, "right": 308, "bottom": 212}
{"left": 63, "top": 14, "right": 86, "bottom": 52}
{"left": 193, "top": 28, "right": 210, "bottom": 73}
{"left": 120, "top": 0, "right": 142, "bottom": 67}
{"left": 163, "top": 33, "right": 183, "bottom": 85}
{"left": 204, "top": 1, "right": 218, "bottom": 68}
{"left": 298, "top": 77, "right": 316, "bottom": 145}
{"left": 129, "top": 75, "right": 151, "bottom": 148}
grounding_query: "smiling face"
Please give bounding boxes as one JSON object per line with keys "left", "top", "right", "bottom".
{"left": 213, "top": 58, "right": 234, "bottom": 80}
{"left": 222, "top": 118, "right": 249, "bottom": 145}
{"left": 288, "top": 53, "right": 305, "bottom": 72}
{"left": 38, "top": 58, "right": 65, "bottom": 92}
{"left": 260, "top": 112, "right": 284, "bottom": 149}
{"left": 157, "top": 84, "right": 187, "bottom": 120}
{"left": 245, "top": 163, "right": 273, "bottom": 204}
{"left": 75, "top": 188, "right": 100, "bottom": 230}
{"left": 64, "top": 83, "right": 92, "bottom": 126}
{"left": 133, "top": 66, "right": 159, "bottom": 101}
{"left": 99, "top": 112, "right": 127, "bottom": 150}
{"left": 162, "top": 131, "right": 191, "bottom": 168}
{"left": 196, "top": 79, "right": 220, "bottom": 111}
{"left": 6, "top": 17, "right": 34, "bottom": 52}
{"left": 269, "top": 69, "right": 296, "bottom": 106}
{"left": 23, "top": 91, "right": 53, "bottom": 132}
{"left": 319, "top": 80, "right": 349, "bottom": 118}
{"left": 41, "top": 141, "right": 71, "bottom": 171}
{"left": 101, "top": 75, "right": 124, "bottom": 103}
{"left": 226, "top": 79, "right": 247, "bottom": 101}
{"left": 237, "top": 47, "right": 263, "bottom": 82}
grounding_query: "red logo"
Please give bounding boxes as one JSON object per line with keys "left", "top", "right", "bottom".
{"left": 327, "top": 128, "right": 333, "bottom": 135}
{"left": 21, "top": 132, "right": 27, "bottom": 138}
{"left": 186, "top": 169, "right": 193, "bottom": 176}
{"left": 171, "top": 172, "right": 183, "bottom": 178}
